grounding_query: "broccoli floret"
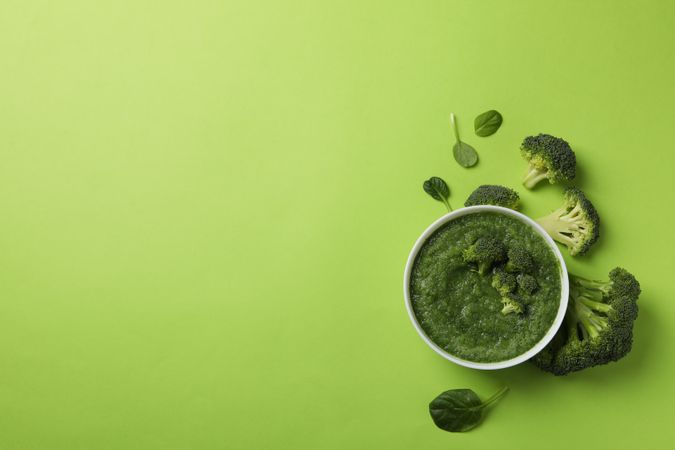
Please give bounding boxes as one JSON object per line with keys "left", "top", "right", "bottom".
{"left": 493, "top": 261, "right": 529, "bottom": 313}
{"left": 505, "top": 247, "right": 535, "bottom": 273}
{"left": 532, "top": 267, "right": 641, "bottom": 375}
{"left": 517, "top": 273, "right": 539, "bottom": 294}
{"left": 501, "top": 294, "right": 523, "bottom": 315}
{"left": 462, "top": 237, "right": 506, "bottom": 275}
{"left": 492, "top": 270, "right": 517, "bottom": 296}
{"left": 465, "top": 185, "right": 520, "bottom": 209}
{"left": 521, "top": 134, "right": 576, "bottom": 189}
{"left": 536, "top": 187, "right": 600, "bottom": 256}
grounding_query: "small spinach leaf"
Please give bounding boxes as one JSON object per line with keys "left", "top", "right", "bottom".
{"left": 423, "top": 177, "right": 452, "bottom": 211}
{"left": 429, "top": 386, "right": 508, "bottom": 432}
{"left": 474, "top": 110, "right": 503, "bottom": 137}
{"left": 453, "top": 142, "right": 479, "bottom": 167}
{"left": 450, "top": 113, "right": 479, "bottom": 167}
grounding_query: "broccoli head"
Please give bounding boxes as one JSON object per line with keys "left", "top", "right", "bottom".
{"left": 536, "top": 187, "right": 600, "bottom": 256}
{"left": 521, "top": 134, "right": 576, "bottom": 189}
{"left": 532, "top": 267, "right": 641, "bottom": 375}
{"left": 505, "top": 247, "right": 535, "bottom": 273}
{"left": 465, "top": 185, "right": 520, "bottom": 209}
{"left": 462, "top": 237, "right": 506, "bottom": 275}
{"left": 517, "top": 273, "right": 539, "bottom": 294}
{"left": 492, "top": 270, "right": 517, "bottom": 296}
{"left": 501, "top": 294, "right": 523, "bottom": 315}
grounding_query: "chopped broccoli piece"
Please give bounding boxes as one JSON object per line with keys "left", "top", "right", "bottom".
{"left": 465, "top": 185, "right": 520, "bottom": 209}
{"left": 536, "top": 187, "right": 600, "bottom": 256}
{"left": 505, "top": 247, "right": 535, "bottom": 273}
{"left": 520, "top": 134, "right": 576, "bottom": 189}
{"left": 532, "top": 267, "right": 641, "bottom": 375}
{"left": 462, "top": 237, "right": 506, "bottom": 275}
{"left": 517, "top": 273, "right": 539, "bottom": 294}
{"left": 492, "top": 270, "right": 517, "bottom": 296}
{"left": 501, "top": 294, "right": 523, "bottom": 315}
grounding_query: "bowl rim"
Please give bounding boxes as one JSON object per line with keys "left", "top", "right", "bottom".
{"left": 403, "top": 205, "right": 569, "bottom": 370}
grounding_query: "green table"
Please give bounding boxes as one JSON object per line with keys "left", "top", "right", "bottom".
{"left": 1, "top": 1, "right": 673, "bottom": 448}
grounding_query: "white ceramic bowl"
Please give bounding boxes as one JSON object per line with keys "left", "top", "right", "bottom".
{"left": 403, "top": 205, "right": 568, "bottom": 370}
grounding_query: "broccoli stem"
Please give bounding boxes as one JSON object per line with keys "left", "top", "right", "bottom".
{"left": 536, "top": 207, "right": 590, "bottom": 248}
{"left": 523, "top": 166, "right": 548, "bottom": 188}
{"left": 570, "top": 275, "right": 612, "bottom": 295}
{"left": 478, "top": 264, "right": 491, "bottom": 275}
{"left": 577, "top": 296, "right": 613, "bottom": 313}
{"left": 564, "top": 307, "right": 579, "bottom": 341}
{"left": 576, "top": 310, "right": 600, "bottom": 338}
{"left": 574, "top": 301, "right": 608, "bottom": 338}
{"left": 560, "top": 203, "right": 582, "bottom": 220}
{"left": 573, "top": 287, "right": 603, "bottom": 302}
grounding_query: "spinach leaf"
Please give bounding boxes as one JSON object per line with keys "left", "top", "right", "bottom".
{"left": 453, "top": 142, "right": 479, "bottom": 167}
{"left": 423, "top": 177, "right": 452, "bottom": 211}
{"left": 429, "top": 386, "right": 508, "bottom": 432}
{"left": 450, "top": 113, "right": 478, "bottom": 167}
{"left": 474, "top": 110, "right": 503, "bottom": 137}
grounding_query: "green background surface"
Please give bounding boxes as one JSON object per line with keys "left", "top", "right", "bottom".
{"left": 1, "top": 1, "right": 673, "bottom": 449}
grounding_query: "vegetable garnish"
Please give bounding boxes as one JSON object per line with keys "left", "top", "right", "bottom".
{"left": 464, "top": 185, "right": 519, "bottom": 209}
{"left": 423, "top": 177, "right": 452, "bottom": 211}
{"left": 532, "top": 268, "right": 640, "bottom": 376}
{"left": 450, "top": 113, "right": 479, "bottom": 168}
{"left": 535, "top": 187, "right": 599, "bottom": 256}
{"left": 520, "top": 133, "right": 576, "bottom": 188}
{"left": 474, "top": 110, "right": 503, "bottom": 137}
{"left": 429, "top": 386, "right": 509, "bottom": 432}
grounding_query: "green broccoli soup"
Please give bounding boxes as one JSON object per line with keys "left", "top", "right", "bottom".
{"left": 410, "top": 211, "right": 561, "bottom": 363}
